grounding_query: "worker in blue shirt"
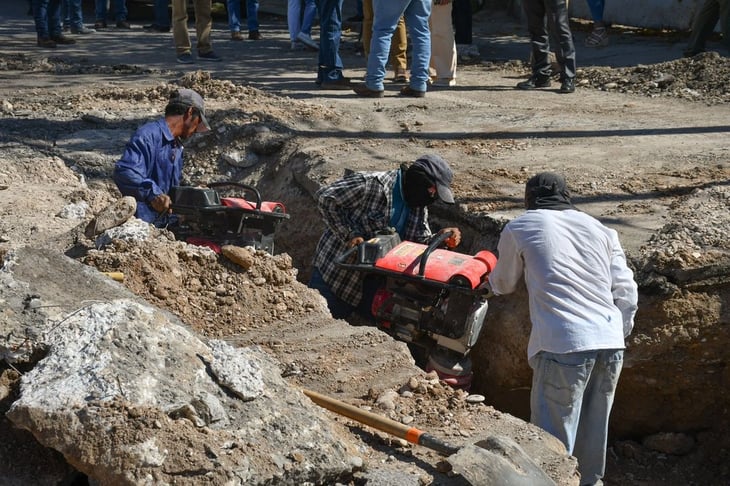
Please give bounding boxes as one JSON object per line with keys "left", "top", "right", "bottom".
{"left": 113, "top": 88, "right": 210, "bottom": 226}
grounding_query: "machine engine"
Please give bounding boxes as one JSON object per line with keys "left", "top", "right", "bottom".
{"left": 337, "top": 230, "right": 497, "bottom": 388}
{"left": 168, "top": 182, "right": 289, "bottom": 254}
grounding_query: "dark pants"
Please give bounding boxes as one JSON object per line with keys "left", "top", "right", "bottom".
{"left": 33, "top": 0, "right": 62, "bottom": 38}
{"left": 451, "top": 0, "right": 472, "bottom": 44}
{"left": 686, "top": 0, "right": 730, "bottom": 53}
{"left": 317, "top": 0, "right": 346, "bottom": 82}
{"left": 522, "top": 0, "right": 576, "bottom": 79}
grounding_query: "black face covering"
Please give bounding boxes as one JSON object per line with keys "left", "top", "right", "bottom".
{"left": 404, "top": 166, "right": 438, "bottom": 208}
{"left": 525, "top": 172, "right": 575, "bottom": 210}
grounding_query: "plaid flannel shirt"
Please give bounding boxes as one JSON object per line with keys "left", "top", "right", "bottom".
{"left": 312, "top": 168, "right": 432, "bottom": 307}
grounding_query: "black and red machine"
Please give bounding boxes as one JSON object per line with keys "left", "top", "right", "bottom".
{"left": 336, "top": 230, "right": 497, "bottom": 389}
{"left": 168, "top": 182, "right": 289, "bottom": 254}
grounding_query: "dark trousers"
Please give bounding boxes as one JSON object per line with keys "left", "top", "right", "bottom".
{"left": 686, "top": 0, "right": 730, "bottom": 53}
{"left": 522, "top": 0, "right": 576, "bottom": 79}
{"left": 317, "top": 0, "right": 345, "bottom": 82}
{"left": 451, "top": 0, "right": 472, "bottom": 44}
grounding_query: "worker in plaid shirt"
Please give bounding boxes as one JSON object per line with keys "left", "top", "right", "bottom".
{"left": 309, "top": 154, "right": 461, "bottom": 319}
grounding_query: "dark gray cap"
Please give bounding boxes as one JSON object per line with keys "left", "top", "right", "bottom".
{"left": 171, "top": 88, "right": 210, "bottom": 133}
{"left": 412, "top": 154, "right": 455, "bottom": 203}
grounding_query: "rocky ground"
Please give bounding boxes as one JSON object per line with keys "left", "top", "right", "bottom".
{"left": 1, "top": 2, "right": 730, "bottom": 485}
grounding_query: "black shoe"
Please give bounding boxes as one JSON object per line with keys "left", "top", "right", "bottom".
{"left": 248, "top": 30, "right": 262, "bottom": 40}
{"left": 50, "top": 34, "right": 76, "bottom": 45}
{"left": 318, "top": 77, "right": 352, "bottom": 90}
{"left": 399, "top": 85, "right": 426, "bottom": 98}
{"left": 559, "top": 78, "right": 575, "bottom": 93}
{"left": 116, "top": 20, "right": 131, "bottom": 29}
{"left": 353, "top": 83, "right": 384, "bottom": 98}
{"left": 144, "top": 24, "right": 170, "bottom": 32}
{"left": 37, "top": 37, "right": 57, "bottom": 48}
{"left": 94, "top": 20, "right": 107, "bottom": 29}
{"left": 516, "top": 75, "right": 551, "bottom": 90}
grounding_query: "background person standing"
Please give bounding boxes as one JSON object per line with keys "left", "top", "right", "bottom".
{"left": 172, "top": 0, "right": 221, "bottom": 63}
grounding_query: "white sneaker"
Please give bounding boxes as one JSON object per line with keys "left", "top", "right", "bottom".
{"left": 296, "top": 32, "right": 318, "bottom": 50}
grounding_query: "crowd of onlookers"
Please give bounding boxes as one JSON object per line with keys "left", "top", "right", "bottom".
{"left": 27, "top": 0, "right": 730, "bottom": 94}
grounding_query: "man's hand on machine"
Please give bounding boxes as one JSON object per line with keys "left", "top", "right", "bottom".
{"left": 437, "top": 227, "right": 461, "bottom": 248}
{"left": 150, "top": 193, "right": 172, "bottom": 214}
{"left": 347, "top": 236, "right": 365, "bottom": 248}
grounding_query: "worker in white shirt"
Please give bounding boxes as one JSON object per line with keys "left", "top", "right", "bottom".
{"left": 488, "top": 172, "right": 638, "bottom": 486}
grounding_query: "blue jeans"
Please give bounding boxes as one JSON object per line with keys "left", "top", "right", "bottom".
{"left": 227, "top": 0, "right": 259, "bottom": 32}
{"left": 529, "top": 349, "right": 624, "bottom": 486}
{"left": 317, "top": 0, "right": 345, "bottom": 82}
{"left": 61, "top": 0, "right": 83, "bottom": 29}
{"left": 366, "top": 0, "right": 431, "bottom": 91}
{"left": 584, "top": 0, "right": 604, "bottom": 23}
{"left": 154, "top": 0, "right": 170, "bottom": 28}
{"left": 95, "top": 0, "right": 127, "bottom": 22}
{"left": 289, "top": 0, "right": 317, "bottom": 40}
{"left": 32, "top": 0, "right": 62, "bottom": 38}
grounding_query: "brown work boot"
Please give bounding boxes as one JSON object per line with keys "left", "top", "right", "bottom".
{"left": 37, "top": 37, "right": 57, "bottom": 48}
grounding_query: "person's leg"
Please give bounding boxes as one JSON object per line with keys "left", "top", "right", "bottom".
{"left": 365, "top": 0, "right": 408, "bottom": 90}
{"left": 194, "top": 0, "right": 213, "bottom": 53}
{"left": 584, "top": 0, "right": 604, "bottom": 24}
{"left": 390, "top": 16, "right": 408, "bottom": 79}
{"left": 573, "top": 349, "right": 623, "bottom": 486}
{"left": 719, "top": 0, "right": 730, "bottom": 50}
{"left": 522, "top": 0, "right": 550, "bottom": 77}
{"left": 301, "top": 0, "right": 318, "bottom": 35}
{"left": 114, "top": 0, "right": 128, "bottom": 22}
{"left": 47, "top": 0, "right": 63, "bottom": 37}
{"left": 288, "top": 0, "right": 302, "bottom": 41}
{"left": 246, "top": 0, "right": 260, "bottom": 33}
{"left": 686, "top": 0, "right": 720, "bottom": 54}
{"left": 546, "top": 0, "right": 576, "bottom": 80}
{"left": 227, "top": 0, "right": 241, "bottom": 33}
{"left": 308, "top": 267, "right": 355, "bottom": 320}
{"left": 529, "top": 351, "right": 593, "bottom": 456}
{"left": 94, "top": 0, "right": 106, "bottom": 24}
{"left": 402, "top": 0, "right": 432, "bottom": 92}
{"left": 317, "top": 0, "right": 346, "bottom": 83}
{"left": 171, "top": 0, "right": 192, "bottom": 55}
{"left": 429, "top": 1, "right": 456, "bottom": 82}
{"left": 154, "top": 0, "right": 171, "bottom": 28}
{"left": 33, "top": 0, "right": 52, "bottom": 39}
{"left": 451, "top": 0, "right": 472, "bottom": 45}
{"left": 69, "top": 0, "right": 83, "bottom": 30}
{"left": 583, "top": 0, "right": 608, "bottom": 47}
{"left": 362, "top": 0, "right": 373, "bottom": 57}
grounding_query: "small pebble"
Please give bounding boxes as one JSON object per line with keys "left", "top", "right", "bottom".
{"left": 465, "top": 394, "right": 485, "bottom": 404}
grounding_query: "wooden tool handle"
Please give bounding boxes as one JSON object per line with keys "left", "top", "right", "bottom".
{"left": 303, "top": 388, "right": 459, "bottom": 456}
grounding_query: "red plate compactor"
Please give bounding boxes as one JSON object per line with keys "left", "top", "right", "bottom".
{"left": 168, "top": 182, "right": 289, "bottom": 254}
{"left": 336, "top": 230, "right": 497, "bottom": 389}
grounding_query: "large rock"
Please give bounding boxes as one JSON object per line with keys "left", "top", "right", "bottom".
{"left": 1, "top": 248, "right": 361, "bottom": 485}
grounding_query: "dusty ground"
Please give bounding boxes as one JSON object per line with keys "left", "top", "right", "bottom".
{"left": 1, "top": 1, "right": 730, "bottom": 484}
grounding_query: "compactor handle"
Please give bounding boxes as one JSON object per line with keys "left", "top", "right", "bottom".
{"left": 207, "top": 181, "right": 262, "bottom": 210}
{"left": 417, "top": 230, "right": 454, "bottom": 277}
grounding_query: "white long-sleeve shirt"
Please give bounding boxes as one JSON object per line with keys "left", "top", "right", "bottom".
{"left": 489, "top": 209, "right": 638, "bottom": 360}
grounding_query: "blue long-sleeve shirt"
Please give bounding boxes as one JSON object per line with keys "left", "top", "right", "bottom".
{"left": 113, "top": 118, "right": 183, "bottom": 224}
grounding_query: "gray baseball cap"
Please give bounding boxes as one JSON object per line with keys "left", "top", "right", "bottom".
{"left": 412, "top": 154, "right": 455, "bottom": 204}
{"left": 171, "top": 88, "right": 210, "bottom": 133}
